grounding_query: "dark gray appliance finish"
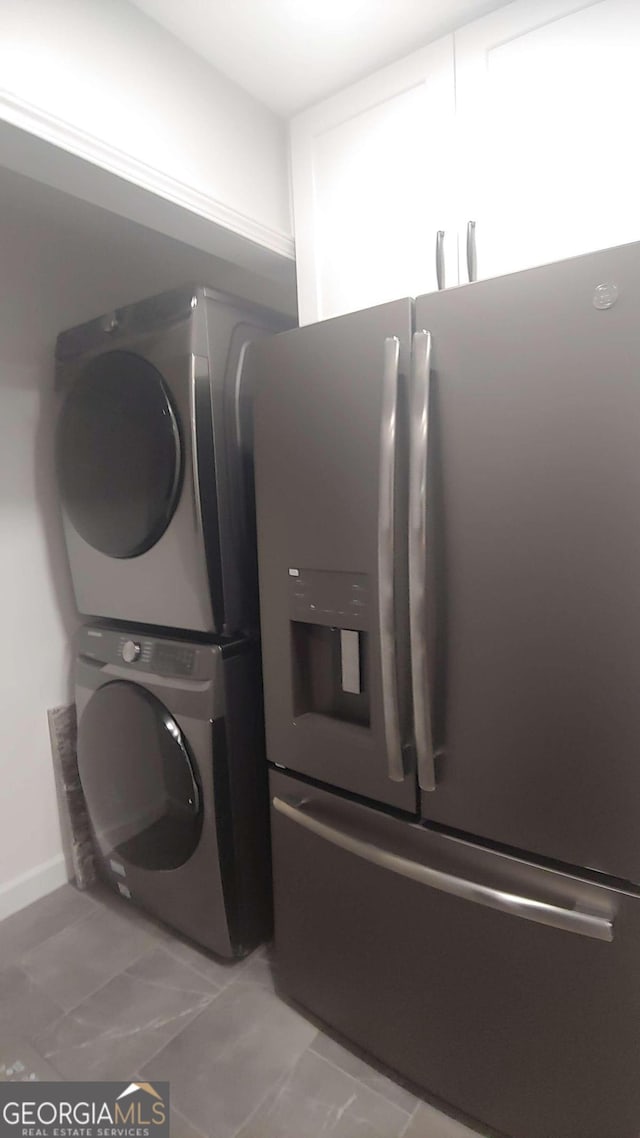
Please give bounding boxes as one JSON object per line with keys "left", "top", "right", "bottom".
{"left": 253, "top": 300, "right": 415, "bottom": 812}
{"left": 75, "top": 623, "right": 271, "bottom": 958}
{"left": 252, "top": 241, "right": 640, "bottom": 1138}
{"left": 270, "top": 770, "right": 640, "bottom": 1138}
{"left": 414, "top": 240, "right": 640, "bottom": 884}
{"left": 56, "top": 285, "right": 289, "bottom": 636}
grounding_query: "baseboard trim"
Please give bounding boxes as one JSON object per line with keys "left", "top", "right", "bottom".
{"left": 0, "top": 855, "right": 69, "bottom": 923}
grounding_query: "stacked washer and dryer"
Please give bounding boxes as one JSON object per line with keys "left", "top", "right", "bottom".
{"left": 55, "top": 285, "right": 288, "bottom": 957}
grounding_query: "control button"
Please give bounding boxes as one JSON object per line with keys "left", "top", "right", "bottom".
{"left": 121, "top": 640, "right": 141, "bottom": 664}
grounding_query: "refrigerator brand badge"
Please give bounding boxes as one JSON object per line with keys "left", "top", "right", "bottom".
{"left": 592, "top": 282, "right": 619, "bottom": 309}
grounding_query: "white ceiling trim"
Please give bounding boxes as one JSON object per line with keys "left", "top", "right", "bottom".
{"left": 0, "top": 86, "right": 295, "bottom": 262}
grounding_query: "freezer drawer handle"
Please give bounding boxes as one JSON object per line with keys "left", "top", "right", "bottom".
{"left": 435, "top": 231, "right": 445, "bottom": 290}
{"left": 273, "top": 796, "right": 614, "bottom": 943}
{"left": 378, "top": 336, "right": 405, "bottom": 782}
{"left": 409, "top": 331, "right": 437, "bottom": 792}
{"left": 466, "top": 220, "right": 477, "bottom": 283}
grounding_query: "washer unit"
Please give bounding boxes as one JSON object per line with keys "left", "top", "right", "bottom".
{"left": 56, "top": 285, "right": 287, "bottom": 635}
{"left": 75, "top": 623, "right": 271, "bottom": 957}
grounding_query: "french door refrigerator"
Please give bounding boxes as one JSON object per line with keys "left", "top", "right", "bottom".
{"left": 252, "top": 241, "right": 640, "bottom": 1138}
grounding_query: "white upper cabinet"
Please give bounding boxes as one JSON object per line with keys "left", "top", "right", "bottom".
{"left": 291, "top": 0, "right": 640, "bottom": 321}
{"left": 455, "top": 0, "right": 640, "bottom": 282}
{"left": 290, "top": 37, "right": 457, "bottom": 325}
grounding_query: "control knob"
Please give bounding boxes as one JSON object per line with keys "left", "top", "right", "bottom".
{"left": 121, "top": 640, "right": 141, "bottom": 664}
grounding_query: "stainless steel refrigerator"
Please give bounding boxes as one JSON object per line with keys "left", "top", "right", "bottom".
{"left": 252, "top": 241, "right": 640, "bottom": 1138}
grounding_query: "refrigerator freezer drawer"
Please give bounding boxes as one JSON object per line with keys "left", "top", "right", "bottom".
{"left": 270, "top": 770, "right": 640, "bottom": 1138}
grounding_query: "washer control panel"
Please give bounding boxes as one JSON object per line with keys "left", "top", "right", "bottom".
{"left": 77, "top": 625, "right": 222, "bottom": 682}
{"left": 152, "top": 642, "right": 196, "bottom": 676}
{"left": 118, "top": 636, "right": 152, "bottom": 667}
{"left": 121, "top": 639, "right": 141, "bottom": 664}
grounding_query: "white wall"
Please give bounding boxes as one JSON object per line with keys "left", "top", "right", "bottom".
{"left": 0, "top": 165, "right": 294, "bottom": 920}
{"left": 0, "top": 0, "right": 292, "bottom": 255}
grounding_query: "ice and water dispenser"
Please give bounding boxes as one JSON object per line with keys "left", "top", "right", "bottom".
{"left": 288, "top": 568, "right": 370, "bottom": 729}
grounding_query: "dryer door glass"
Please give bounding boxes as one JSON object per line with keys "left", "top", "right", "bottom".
{"left": 77, "top": 681, "right": 203, "bottom": 870}
{"left": 56, "top": 351, "right": 183, "bottom": 558}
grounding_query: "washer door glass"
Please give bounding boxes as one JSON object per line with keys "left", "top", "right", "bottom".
{"left": 56, "top": 351, "right": 183, "bottom": 558}
{"left": 78, "top": 681, "right": 202, "bottom": 871}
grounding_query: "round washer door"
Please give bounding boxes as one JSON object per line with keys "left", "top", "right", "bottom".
{"left": 78, "top": 681, "right": 202, "bottom": 871}
{"left": 56, "top": 351, "right": 183, "bottom": 558}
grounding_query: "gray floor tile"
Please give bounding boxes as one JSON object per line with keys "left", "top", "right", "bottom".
{"left": 402, "top": 1102, "right": 486, "bottom": 1138}
{"left": 0, "top": 965, "right": 63, "bottom": 1042}
{"left": 170, "top": 1106, "right": 207, "bottom": 1138}
{"left": 236, "top": 1048, "right": 412, "bottom": 1138}
{"left": 34, "top": 945, "right": 221, "bottom": 1081}
{"left": 162, "top": 935, "right": 247, "bottom": 990}
{"left": 0, "top": 889, "right": 443, "bottom": 1138}
{"left": 0, "top": 885, "right": 94, "bottom": 966}
{"left": 0, "top": 1038, "right": 61, "bottom": 1082}
{"left": 21, "top": 903, "right": 158, "bottom": 1012}
{"left": 125, "top": 944, "right": 224, "bottom": 997}
{"left": 310, "top": 1032, "right": 419, "bottom": 1115}
{"left": 141, "top": 977, "right": 317, "bottom": 1138}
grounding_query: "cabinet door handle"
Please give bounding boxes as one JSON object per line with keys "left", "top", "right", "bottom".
{"left": 435, "top": 231, "right": 445, "bottom": 291}
{"left": 466, "top": 220, "right": 477, "bottom": 283}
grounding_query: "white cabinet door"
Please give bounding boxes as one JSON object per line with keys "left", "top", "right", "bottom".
{"left": 455, "top": 0, "right": 640, "bottom": 282}
{"left": 291, "top": 37, "right": 456, "bottom": 325}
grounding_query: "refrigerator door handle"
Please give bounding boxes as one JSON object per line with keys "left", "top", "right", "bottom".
{"left": 273, "top": 796, "right": 614, "bottom": 943}
{"left": 378, "top": 336, "right": 405, "bottom": 782}
{"left": 435, "top": 231, "right": 445, "bottom": 291}
{"left": 409, "top": 331, "right": 436, "bottom": 792}
{"left": 466, "top": 220, "right": 477, "bottom": 282}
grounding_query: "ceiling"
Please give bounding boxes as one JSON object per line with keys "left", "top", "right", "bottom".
{"left": 130, "top": 0, "right": 510, "bottom": 116}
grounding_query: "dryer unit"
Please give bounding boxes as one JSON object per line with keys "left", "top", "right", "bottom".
{"left": 75, "top": 623, "right": 271, "bottom": 957}
{"left": 56, "top": 285, "right": 288, "bottom": 635}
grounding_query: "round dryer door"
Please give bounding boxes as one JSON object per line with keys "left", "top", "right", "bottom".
{"left": 78, "top": 681, "right": 203, "bottom": 871}
{"left": 56, "top": 351, "right": 183, "bottom": 558}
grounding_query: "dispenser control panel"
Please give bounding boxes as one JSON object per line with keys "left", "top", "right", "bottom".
{"left": 288, "top": 569, "right": 369, "bottom": 630}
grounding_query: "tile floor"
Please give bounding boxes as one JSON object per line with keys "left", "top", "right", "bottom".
{"left": 0, "top": 883, "right": 488, "bottom": 1137}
